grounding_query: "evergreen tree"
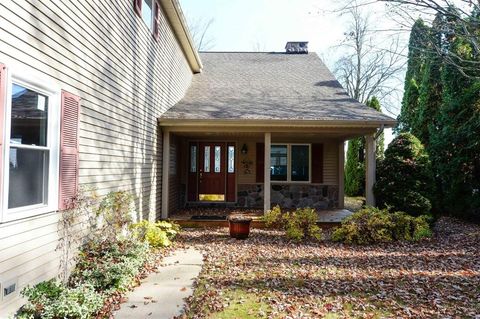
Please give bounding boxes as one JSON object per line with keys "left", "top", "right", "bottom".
{"left": 345, "top": 138, "right": 364, "bottom": 196}
{"left": 345, "top": 96, "right": 386, "bottom": 196}
{"left": 397, "top": 8, "right": 480, "bottom": 222}
{"left": 428, "top": 11, "right": 480, "bottom": 221}
{"left": 374, "top": 133, "right": 434, "bottom": 216}
{"left": 397, "top": 19, "right": 430, "bottom": 133}
{"left": 414, "top": 15, "right": 444, "bottom": 146}
{"left": 366, "top": 97, "right": 385, "bottom": 159}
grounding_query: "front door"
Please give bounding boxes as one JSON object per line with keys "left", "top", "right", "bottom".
{"left": 198, "top": 142, "right": 226, "bottom": 201}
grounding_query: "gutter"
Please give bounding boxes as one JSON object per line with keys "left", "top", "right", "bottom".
{"left": 158, "top": 118, "right": 397, "bottom": 128}
{"left": 160, "top": 0, "right": 203, "bottom": 73}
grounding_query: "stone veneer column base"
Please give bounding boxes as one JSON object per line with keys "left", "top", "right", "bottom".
{"left": 236, "top": 184, "right": 339, "bottom": 210}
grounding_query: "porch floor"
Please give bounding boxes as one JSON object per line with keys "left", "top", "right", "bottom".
{"left": 168, "top": 207, "right": 353, "bottom": 227}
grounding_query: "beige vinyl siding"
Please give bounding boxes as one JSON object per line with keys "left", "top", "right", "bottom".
{"left": 237, "top": 141, "right": 257, "bottom": 184}
{"left": 323, "top": 141, "right": 339, "bottom": 185}
{"left": 0, "top": 0, "right": 193, "bottom": 314}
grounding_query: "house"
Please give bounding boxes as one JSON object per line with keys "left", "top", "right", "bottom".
{"left": 0, "top": 0, "right": 395, "bottom": 315}
{"left": 0, "top": 0, "right": 200, "bottom": 315}
{"left": 159, "top": 51, "right": 395, "bottom": 216}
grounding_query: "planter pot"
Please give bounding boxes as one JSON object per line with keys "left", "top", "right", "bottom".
{"left": 229, "top": 217, "right": 252, "bottom": 239}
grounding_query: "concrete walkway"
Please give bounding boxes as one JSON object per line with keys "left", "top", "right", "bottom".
{"left": 114, "top": 248, "right": 203, "bottom": 319}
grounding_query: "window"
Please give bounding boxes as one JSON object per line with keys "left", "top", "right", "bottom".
{"left": 270, "top": 144, "right": 310, "bottom": 182}
{"left": 190, "top": 145, "right": 197, "bottom": 173}
{"left": 271, "top": 145, "right": 287, "bottom": 181}
{"left": 2, "top": 74, "right": 60, "bottom": 221}
{"left": 291, "top": 145, "right": 309, "bottom": 181}
{"left": 214, "top": 146, "right": 221, "bottom": 173}
{"left": 135, "top": 0, "right": 160, "bottom": 39}
{"left": 204, "top": 146, "right": 210, "bottom": 172}
{"left": 227, "top": 146, "right": 235, "bottom": 173}
{"left": 141, "top": 0, "right": 153, "bottom": 31}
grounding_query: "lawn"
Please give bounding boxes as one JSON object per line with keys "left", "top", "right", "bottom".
{"left": 178, "top": 217, "right": 480, "bottom": 318}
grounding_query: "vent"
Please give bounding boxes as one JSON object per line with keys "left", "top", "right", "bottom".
{"left": 285, "top": 41, "right": 308, "bottom": 54}
{"left": 2, "top": 279, "right": 18, "bottom": 300}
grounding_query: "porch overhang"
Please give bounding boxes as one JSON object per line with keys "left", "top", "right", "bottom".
{"left": 159, "top": 118, "right": 396, "bottom": 128}
{"left": 158, "top": 118, "right": 396, "bottom": 140}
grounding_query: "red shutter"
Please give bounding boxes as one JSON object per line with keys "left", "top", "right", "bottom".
{"left": 256, "top": 143, "right": 264, "bottom": 183}
{"left": 0, "top": 64, "right": 7, "bottom": 204}
{"left": 134, "top": 0, "right": 142, "bottom": 16}
{"left": 59, "top": 91, "right": 80, "bottom": 210}
{"left": 311, "top": 143, "right": 324, "bottom": 183}
{"left": 153, "top": 1, "right": 160, "bottom": 40}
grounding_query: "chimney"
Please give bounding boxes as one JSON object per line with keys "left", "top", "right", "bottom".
{"left": 285, "top": 41, "right": 308, "bottom": 54}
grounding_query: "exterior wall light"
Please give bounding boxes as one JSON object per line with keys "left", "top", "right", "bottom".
{"left": 241, "top": 143, "right": 248, "bottom": 155}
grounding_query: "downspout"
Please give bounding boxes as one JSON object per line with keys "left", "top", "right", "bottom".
{"left": 374, "top": 124, "right": 385, "bottom": 140}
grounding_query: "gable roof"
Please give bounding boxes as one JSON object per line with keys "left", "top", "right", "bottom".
{"left": 160, "top": 52, "right": 396, "bottom": 126}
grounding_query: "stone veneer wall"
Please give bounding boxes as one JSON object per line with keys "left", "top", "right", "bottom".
{"left": 237, "top": 184, "right": 339, "bottom": 210}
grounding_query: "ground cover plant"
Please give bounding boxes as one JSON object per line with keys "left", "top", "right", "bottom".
{"left": 17, "top": 190, "right": 180, "bottom": 319}
{"left": 179, "top": 217, "right": 480, "bottom": 318}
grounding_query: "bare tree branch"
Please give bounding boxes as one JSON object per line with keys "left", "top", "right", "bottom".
{"left": 333, "top": 2, "right": 406, "bottom": 115}
{"left": 378, "top": 0, "right": 480, "bottom": 77}
{"left": 187, "top": 17, "right": 215, "bottom": 51}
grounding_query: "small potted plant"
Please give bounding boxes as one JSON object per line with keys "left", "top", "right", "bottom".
{"left": 228, "top": 215, "right": 253, "bottom": 239}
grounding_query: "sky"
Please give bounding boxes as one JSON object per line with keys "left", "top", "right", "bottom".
{"left": 179, "top": 0, "right": 412, "bottom": 147}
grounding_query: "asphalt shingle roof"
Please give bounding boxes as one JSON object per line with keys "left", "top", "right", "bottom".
{"left": 160, "top": 52, "right": 396, "bottom": 124}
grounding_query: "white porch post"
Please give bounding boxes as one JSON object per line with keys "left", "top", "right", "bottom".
{"left": 338, "top": 140, "right": 345, "bottom": 209}
{"left": 365, "top": 134, "right": 376, "bottom": 206}
{"left": 161, "top": 130, "right": 170, "bottom": 219}
{"left": 264, "top": 132, "right": 271, "bottom": 213}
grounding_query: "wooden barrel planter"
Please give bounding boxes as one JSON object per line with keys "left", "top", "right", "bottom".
{"left": 228, "top": 216, "right": 253, "bottom": 239}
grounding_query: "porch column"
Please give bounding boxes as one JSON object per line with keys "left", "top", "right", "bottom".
{"left": 338, "top": 140, "right": 345, "bottom": 209}
{"left": 365, "top": 134, "right": 376, "bottom": 206}
{"left": 161, "top": 130, "right": 170, "bottom": 219}
{"left": 264, "top": 132, "right": 271, "bottom": 213}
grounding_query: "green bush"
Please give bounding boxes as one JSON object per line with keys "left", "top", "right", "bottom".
{"left": 374, "top": 133, "right": 434, "bottom": 216}
{"left": 70, "top": 238, "right": 150, "bottom": 293}
{"left": 17, "top": 191, "right": 162, "bottom": 319}
{"left": 331, "top": 207, "right": 432, "bottom": 244}
{"left": 96, "top": 191, "right": 134, "bottom": 240}
{"left": 264, "top": 206, "right": 322, "bottom": 241}
{"left": 130, "top": 220, "right": 180, "bottom": 248}
{"left": 19, "top": 280, "right": 103, "bottom": 319}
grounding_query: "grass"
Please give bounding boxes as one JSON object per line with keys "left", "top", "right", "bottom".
{"left": 211, "top": 289, "right": 272, "bottom": 319}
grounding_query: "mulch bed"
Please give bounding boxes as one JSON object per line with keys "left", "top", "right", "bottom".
{"left": 177, "top": 217, "right": 480, "bottom": 318}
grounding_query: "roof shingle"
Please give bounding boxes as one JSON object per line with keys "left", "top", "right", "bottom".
{"left": 160, "top": 52, "right": 396, "bottom": 124}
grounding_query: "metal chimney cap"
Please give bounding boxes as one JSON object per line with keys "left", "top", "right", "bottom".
{"left": 285, "top": 41, "right": 309, "bottom": 54}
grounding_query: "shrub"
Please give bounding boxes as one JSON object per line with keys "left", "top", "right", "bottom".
{"left": 130, "top": 220, "right": 180, "bottom": 248}
{"left": 374, "top": 133, "right": 434, "bottom": 216}
{"left": 96, "top": 191, "right": 134, "bottom": 240}
{"left": 331, "top": 207, "right": 432, "bottom": 244}
{"left": 264, "top": 206, "right": 322, "bottom": 241}
{"left": 19, "top": 280, "right": 103, "bottom": 319}
{"left": 70, "top": 238, "right": 150, "bottom": 293}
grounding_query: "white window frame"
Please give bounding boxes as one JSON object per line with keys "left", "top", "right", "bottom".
{"left": 271, "top": 143, "right": 311, "bottom": 183}
{"left": 1, "top": 68, "right": 61, "bottom": 222}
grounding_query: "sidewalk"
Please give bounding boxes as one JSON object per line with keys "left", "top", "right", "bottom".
{"left": 114, "top": 248, "right": 203, "bottom": 319}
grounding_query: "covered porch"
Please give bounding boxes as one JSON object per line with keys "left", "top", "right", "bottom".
{"left": 159, "top": 122, "right": 380, "bottom": 221}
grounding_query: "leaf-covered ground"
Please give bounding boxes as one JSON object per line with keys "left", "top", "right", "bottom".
{"left": 177, "top": 217, "right": 480, "bottom": 318}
